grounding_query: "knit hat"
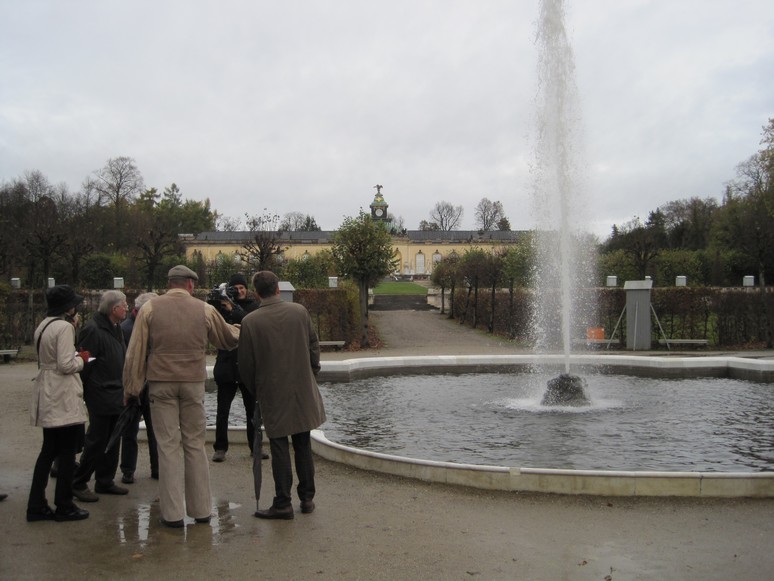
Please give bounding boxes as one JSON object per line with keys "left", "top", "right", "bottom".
{"left": 45, "top": 285, "right": 84, "bottom": 316}
{"left": 167, "top": 264, "right": 199, "bottom": 281}
{"left": 228, "top": 273, "right": 248, "bottom": 287}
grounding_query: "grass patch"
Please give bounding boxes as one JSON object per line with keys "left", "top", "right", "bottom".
{"left": 373, "top": 281, "right": 428, "bottom": 296}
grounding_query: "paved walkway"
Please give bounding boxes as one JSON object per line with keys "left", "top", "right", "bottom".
{"left": 1, "top": 310, "right": 773, "bottom": 580}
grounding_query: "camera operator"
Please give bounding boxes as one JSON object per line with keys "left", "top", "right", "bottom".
{"left": 211, "top": 274, "right": 268, "bottom": 462}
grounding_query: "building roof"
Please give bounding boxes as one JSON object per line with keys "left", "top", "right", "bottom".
{"left": 181, "top": 230, "right": 527, "bottom": 244}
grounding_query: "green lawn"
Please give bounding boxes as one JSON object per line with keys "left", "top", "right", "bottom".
{"left": 373, "top": 281, "right": 428, "bottom": 295}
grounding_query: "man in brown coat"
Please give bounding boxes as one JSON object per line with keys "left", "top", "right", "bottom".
{"left": 123, "top": 265, "right": 239, "bottom": 527}
{"left": 238, "top": 270, "right": 326, "bottom": 519}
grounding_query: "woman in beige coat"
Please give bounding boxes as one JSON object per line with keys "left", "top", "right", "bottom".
{"left": 26, "top": 285, "right": 91, "bottom": 522}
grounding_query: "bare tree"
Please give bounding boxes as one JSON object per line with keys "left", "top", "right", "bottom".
{"left": 386, "top": 213, "right": 405, "bottom": 235}
{"left": 24, "top": 170, "right": 52, "bottom": 202}
{"left": 92, "top": 156, "right": 144, "bottom": 209}
{"left": 91, "top": 157, "right": 145, "bottom": 248}
{"left": 474, "top": 198, "right": 506, "bottom": 231}
{"left": 27, "top": 195, "right": 65, "bottom": 288}
{"left": 279, "top": 212, "right": 321, "bottom": 232}
{"left": 216, "top": 214, "right": 243, "bottom": 232}
{"left": 279, "top": 211, "right": 306, "bottom": 231}
{"left": 239, "top": 210, "right": 287, "bottom": 271}
{"left": 429, "top": 201, "right": 464, "bottom": 231}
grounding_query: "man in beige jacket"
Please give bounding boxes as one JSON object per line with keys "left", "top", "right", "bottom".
{"left": 123, "top": 265, "right": 239, "bottom": 528}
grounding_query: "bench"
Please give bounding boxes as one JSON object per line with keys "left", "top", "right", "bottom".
{"left": 319, "top": 341, "right": 345, "bottom": 351}
{"left": 0, "top": 349, "right": 19, "bottom": 363}
{"left": 658, "top": 339, "right": 708, "bottom": 348}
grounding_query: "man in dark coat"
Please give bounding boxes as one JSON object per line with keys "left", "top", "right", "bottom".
{"left": 238, "top": 270, "right": 326, "bottom": 520}
{"left": 72, "top": 290, "right": 129, "bottom": 502}
{"left": 211, "top": 273, "right": 265, "bottom": 462}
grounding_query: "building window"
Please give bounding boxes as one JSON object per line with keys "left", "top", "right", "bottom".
{"left": 416, "top": 251, "right": 425, "bottom": 274}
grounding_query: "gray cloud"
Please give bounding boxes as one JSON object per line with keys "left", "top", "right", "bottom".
{"left": 1, "top": 0, "right": 772, "bottom": 238}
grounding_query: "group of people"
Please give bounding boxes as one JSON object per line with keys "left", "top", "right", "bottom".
{"left": 27, "top": 265, "right": 326, "bottom": 527}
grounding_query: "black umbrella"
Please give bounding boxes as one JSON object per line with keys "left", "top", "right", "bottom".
{"left": 105, "top": 398, "right": 141, "bottom": 453}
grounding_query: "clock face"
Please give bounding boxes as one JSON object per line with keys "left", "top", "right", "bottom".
{"left": 375, "top": 208, "right": 384, "bottom": 217}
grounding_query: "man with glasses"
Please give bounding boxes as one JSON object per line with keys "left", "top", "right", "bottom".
{"left": 72, "top": 290, "right": 130, "bottom": 502}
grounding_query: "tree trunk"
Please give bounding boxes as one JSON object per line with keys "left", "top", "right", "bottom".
{"left": 359, "top": 278, "right": 369, "bottom": 347}
{"left": 472, "top": 283, "right": 479, "bottom": 328}
{"left": 448, "top": 282, "right": 456, "bottom": 319}
{"left": 489, "top": 283, "right": 496, "bottom": 333}
{"left": 759, "top": 266, "right": 771, "bottom": 348}
{"left": 508, "top": 281, "right": 515, "bottom": 339}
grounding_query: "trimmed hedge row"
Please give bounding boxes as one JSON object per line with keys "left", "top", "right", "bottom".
{"left": 0, "top": 286, "right": 362, "bottom": 350}
{"left": 449, "top": 287, "right": 774, "bottom": 348}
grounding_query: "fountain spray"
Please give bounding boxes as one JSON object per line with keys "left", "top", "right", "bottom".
{"left": 531, "top": 0, "right": 593, "bottom": 402}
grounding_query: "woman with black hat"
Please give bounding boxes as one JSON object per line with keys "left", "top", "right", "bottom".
{"left": 26, "top": 284, "right": 91, "bottom": 522}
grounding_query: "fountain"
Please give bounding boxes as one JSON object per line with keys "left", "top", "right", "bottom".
{"left": 540, "top": 373, "right": 589, "bottom": 406}
{"left": 530, "top": 0, "right": 595, "bottom": 401}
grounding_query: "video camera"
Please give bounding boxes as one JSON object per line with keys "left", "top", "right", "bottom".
{"left": 206, "top": 283, "right": 239, "bottom": 307}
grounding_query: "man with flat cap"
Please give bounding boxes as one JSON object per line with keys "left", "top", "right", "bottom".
{"left": 123, "top": 265, "right": 240, "bottom": 528}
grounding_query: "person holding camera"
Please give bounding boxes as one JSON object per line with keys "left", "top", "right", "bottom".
{"left": 211, "top": 274, "right": 268, "bottom": 462}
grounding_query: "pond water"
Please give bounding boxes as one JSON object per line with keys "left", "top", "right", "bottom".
{"left": 316, "top": 372, "right": 774, "bottom": 472}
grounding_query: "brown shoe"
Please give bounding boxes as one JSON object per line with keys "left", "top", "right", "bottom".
{"left": 212, "top": 450, "right": 226, "bottom": 462}
{"left": 73, "top": 487, "right": 99, "bottom": 503}
{"left": 254, "top": 505, "right": 294, "bottom": 520}
{"left": 300, "top": 500, "right": 315, "bottom": 514}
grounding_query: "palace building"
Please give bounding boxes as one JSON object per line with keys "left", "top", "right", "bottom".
{"left": 179, "top": 190, "right": 526, "bottom": 278}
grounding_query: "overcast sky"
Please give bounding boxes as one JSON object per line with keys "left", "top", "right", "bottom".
{"left": 1, "top": 0, "right": 772, "bottom": 239}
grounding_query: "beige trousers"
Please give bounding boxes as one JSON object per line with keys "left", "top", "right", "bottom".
{"left": 148, "top": 381, "right": 211, "bottom": 522}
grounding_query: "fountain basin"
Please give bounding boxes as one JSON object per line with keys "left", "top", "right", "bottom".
{"left": 310, "top": 355, "right": 774, "bottom": 498}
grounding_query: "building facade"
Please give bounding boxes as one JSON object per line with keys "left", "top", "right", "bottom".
{"left": 180, "top": 229, "right": 527, "bottom": 278}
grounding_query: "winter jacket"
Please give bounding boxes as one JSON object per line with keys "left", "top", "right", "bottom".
{"left": 30, "top": 317, "right": 88, "bottom": 428}
{"left": 78, "top": 312, "right": 126, "bottom": 416}
{"left": 238, "top": 294, "right": 326, "bottom": 438}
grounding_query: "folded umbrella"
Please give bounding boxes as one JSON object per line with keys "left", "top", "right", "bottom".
{"left": 105, "top": 398, "right": 141, "bottom": 453}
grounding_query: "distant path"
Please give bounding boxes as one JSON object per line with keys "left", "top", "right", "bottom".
{"left": 324, "top": 309, "right": 774, "bottom": 361}
{"left": 324, "top": 309, "right": 520, "bottom": 360}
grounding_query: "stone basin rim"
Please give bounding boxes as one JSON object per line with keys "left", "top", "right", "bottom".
{"left": 204, "top": 354, "right": 774, "bottom": 497}
{"left": 310, "top": 354, "right": 774, "bottom": 498}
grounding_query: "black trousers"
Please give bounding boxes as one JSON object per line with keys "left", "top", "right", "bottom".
{"left": 214, "top": 380, "right": 255, "bottom": 453}
{"left": 120, "top": 389, "right": 158, "bottom": 477}
{"left": 73, "top": 413, "right": 120, "bottom": 490}
{"left": 266, "top": 432, "right": 315, "bottom": 509}
{"left": 28, "top": 424, "right": 82, "bottom": 512}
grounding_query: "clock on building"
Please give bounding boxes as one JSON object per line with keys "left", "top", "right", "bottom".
{"left": 370, "top": 184, "right": 389, "bottom": 221}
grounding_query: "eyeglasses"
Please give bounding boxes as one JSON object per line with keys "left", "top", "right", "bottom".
{"left": 114, "top": 303, "right": 129, "bottom": 310}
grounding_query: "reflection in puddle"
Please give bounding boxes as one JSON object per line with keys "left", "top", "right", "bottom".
{"left": 116, "top": 500, "right": 243, "bottom": 547}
